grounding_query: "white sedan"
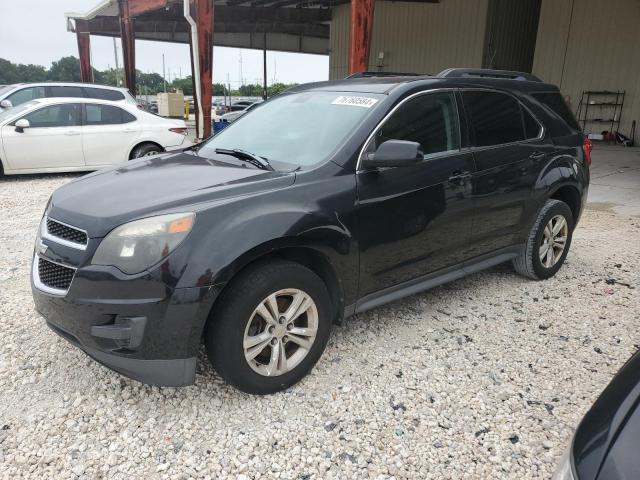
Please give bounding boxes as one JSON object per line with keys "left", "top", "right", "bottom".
{"left": 0, "top": 97, "right": 191, "bottom": 175}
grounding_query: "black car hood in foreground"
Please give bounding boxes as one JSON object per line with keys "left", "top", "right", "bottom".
{"left": 573, "top": 349, "right": 640, "bottom": 480}
{"left": 49, "top": 152, "right": 295, "bottom": 238}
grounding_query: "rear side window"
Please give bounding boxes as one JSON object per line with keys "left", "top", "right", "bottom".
{"left": 375, "top": 92, "right": 460, "bottom": 156}
{"left": 463, "top": 91, "right": 525, "bottom": 147}
{"left": 85, "top": 104, "right": 136, "bottom": 125}
{"left": 83, "top": 87, "right": 125, "bottom": 101}
{"left": 47, "top": 86, "right": 85, "bottom": 98}
{"left": 532, "top": 92, "right": 581, "bottom": 132}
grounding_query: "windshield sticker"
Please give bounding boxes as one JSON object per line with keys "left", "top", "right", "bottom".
{"left": 331, "top": 96, "right": 379, "bottom": 108}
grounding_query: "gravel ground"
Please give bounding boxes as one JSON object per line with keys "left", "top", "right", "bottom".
{"left": 1, "top": 173, "right": 639, "bottom": 480}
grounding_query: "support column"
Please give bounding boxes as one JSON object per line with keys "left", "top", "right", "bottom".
{"left": 348, "top": 0, "right": 375, "bottom": 75}
{"left": 119, "top": 0, "right": 137, "bottom": 95}
{"left": 263, "top": 32, "right": 268, "bottom": 100}
{"left": 75, "top": 20, "right": 92, "bottom": 83}
{"left": 186, "top": 0, "right": 213, "bottom": 139}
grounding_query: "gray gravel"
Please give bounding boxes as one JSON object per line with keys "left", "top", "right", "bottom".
{"left": 1, "top": 173, "right": 639, "bottom": 479}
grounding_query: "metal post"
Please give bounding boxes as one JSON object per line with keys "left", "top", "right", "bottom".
{"left": 348, "top": 0, "right": 375, "bottom": 75}
{"left": 113, "top": 38, "right": 120, "bottom": 85}
{"left": 263, "top": 32, "right": 268, "bottom": 100}
{"left": 118, "top": 0, "right": 137, "bottom": 95}
{"left": 75, "top": 19, "right": 92, "bottom": 83}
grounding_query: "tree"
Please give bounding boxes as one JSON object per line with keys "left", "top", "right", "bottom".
{"left": 47, "top": 56, "right": 82, "bottom": 82}
{"left": 268, "top": 82, "right": 295, "bottom": 96}
{"left": 213, "top": 83, "right": 227, "bottom": 96}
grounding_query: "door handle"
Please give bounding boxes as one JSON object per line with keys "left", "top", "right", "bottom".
{"left": 122, "top": 128, "right": 136, "bottom": 133}
{"left": 448, "top": 170, "right": 472, "bottom": 183}
{"left": 65, "top": 130, "right": 80, "bottom": 136}
{"left": 529, "top": 152, "right": 546, "bottom": 160}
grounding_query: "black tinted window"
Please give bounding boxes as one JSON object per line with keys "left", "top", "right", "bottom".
{"left": 47, "top": 86, "right": 85, "bottom": 98}
{"left": 6, "top": 87, "right": 45, "bottom": 106}
{"left": 376, "top": 92, "right": 460, "bottom": 155}
{"left": 532, "top": 92, "right": 581, "bottom": 132}
{"left": 523, "top": 108, "right": 541, "bottom": 139}
{"left": 85, "top": 104, "right": 135, "bottom": 125}
{"left": 22, "top": 104, "right": 81, "bottom": 128}
{"left": 463, "top": 91, "right": 524, "bottom": 147}
{"left": 83, "top": 87, "right": 125, "bottom": 101}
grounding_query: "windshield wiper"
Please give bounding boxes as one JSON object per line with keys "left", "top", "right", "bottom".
{"left": 214, "top": 148, "right": 274, "bottom": 171}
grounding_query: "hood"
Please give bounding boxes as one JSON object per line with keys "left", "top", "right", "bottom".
{"left": 573, "top": 349, "right": 640, "bottom": 480}
{"left": 49, "top": 152, "right": 295, "bottom": 237}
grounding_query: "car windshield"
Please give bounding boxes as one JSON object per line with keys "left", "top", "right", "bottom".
{"left": 0, "top": 101, "right": 37, "bottom": 123}
{"left": 198, "top": 91, "right": 383, "bottom": 168}
{"left": 0, "top": 85, "right": 15, "bottom": 97}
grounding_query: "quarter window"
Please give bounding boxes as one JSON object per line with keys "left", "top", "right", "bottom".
{"left": 375, "top": 92, "right": 460, "bottom": 156}
{"left": 6, "top": 87, "right": 46, "bottom": 106}
{"left": 85, "top": 104, "right": 135, "bottom": 125}
{"left": 523, "top": 108, "right": 542, "bottom": 139}
{"left": 463, "top": 91, "right": 526, "bottom": 147}
{"left": 21, "top": 104, "right": 81, "bottom": 128}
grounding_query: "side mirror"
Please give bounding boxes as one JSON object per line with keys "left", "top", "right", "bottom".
{"left": 0, "top": 99, "right": 12, "bottom": 109}
{"left": 361, "top": 140, "right": 423, "bottom": 169}
{"left": 15, "top": 118, "right": 30, "bottom": 133}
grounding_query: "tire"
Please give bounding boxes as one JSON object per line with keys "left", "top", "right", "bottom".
{"left": 513, "top": 199, "right": 574, "bottom": 280}
{"left": 130, "top": 143, "right": 162, "bottom": 159}
{"left": 205, "top": 259, "right": 332, "bottom": 394}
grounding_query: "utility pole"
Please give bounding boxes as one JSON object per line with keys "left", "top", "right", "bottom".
{"left": 162, "top": 54, "right": 167, "bottom": 92}
{"left": 263, "top": 32, "right": 268, "bottom": 100}
{"left": 113, "top": 37, "right": 120, "bottom": 86}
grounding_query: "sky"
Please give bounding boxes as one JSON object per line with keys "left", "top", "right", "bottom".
{"left": 0, "top": 0, "right": 329, "bottom": 87}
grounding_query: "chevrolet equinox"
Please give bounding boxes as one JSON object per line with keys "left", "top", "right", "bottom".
{"left": 31, "top": 69, "right": 590, "bottom": 394}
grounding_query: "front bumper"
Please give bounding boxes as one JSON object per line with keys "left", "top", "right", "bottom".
{"left": 32, "top": 268, "right": 217, "bottom": 387}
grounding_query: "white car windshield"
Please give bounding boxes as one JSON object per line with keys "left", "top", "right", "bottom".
{"left": 0, "top": 101, "right": 37, "bottom": 123}
{"left": 198, "top": 91, "right": 383, "bottom": 168}
{"left": 0, "top": 85, "right": 15, "bottom": 97}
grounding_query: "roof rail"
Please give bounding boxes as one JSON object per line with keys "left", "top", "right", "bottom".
{"left": 345, "top": 71, "right": 422, "bottom": 79}
{"left": 438, "top": 68, "right": 542, "bottom": 82}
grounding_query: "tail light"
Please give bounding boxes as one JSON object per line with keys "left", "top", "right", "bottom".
{"left": 169, "top": 127, "right": 188, "bottom": 136}
{"left": 582, "top": 137, "right": 593, "bottom": 167}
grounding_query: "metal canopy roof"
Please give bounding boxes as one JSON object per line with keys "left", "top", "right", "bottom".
{"left": 66, "top": 0, "right": 438, "bottom": 56}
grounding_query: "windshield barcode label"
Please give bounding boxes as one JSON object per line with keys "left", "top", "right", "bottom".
{"left": 331, "top": 96, "right": 379, "bottom": 108}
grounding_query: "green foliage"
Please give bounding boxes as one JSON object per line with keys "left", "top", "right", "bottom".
{"left": 0, "top": 57, "right": 299, "bottom": 98}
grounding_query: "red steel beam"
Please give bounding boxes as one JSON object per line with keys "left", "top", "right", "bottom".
{"left": 190, "top": 0, "right": 213, "bottom": 138}
{"left": 75, "top": 19, "right": 92, "bottom": 82}
{"left": 128, "top": 0, "right": 170, "bottom": 17}
{"left": 119, "top": 0, "right": 137, "bottom": 95}
{"left": 348, "top": 0, "right": 375, "bottom": 74}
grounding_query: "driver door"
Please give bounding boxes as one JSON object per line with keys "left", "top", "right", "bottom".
{"left": 356, "top": 91, "right": 476, "bottom": 299}
{"left": 1, "top": 103, "right": 84, "bottom": 171}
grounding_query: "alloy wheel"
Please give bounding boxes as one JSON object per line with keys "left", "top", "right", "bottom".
{"left": 243, "top": 288, "right": 318, "bottom": 377}
{"left": 539, "top": 214, "right": 568, "bottom": 268}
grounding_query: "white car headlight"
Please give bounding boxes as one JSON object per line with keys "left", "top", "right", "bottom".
{"left": 551, "top": 445, "right": 576, "bottom": 480}
{"left": 92, "top": 213, "right": 195, "bottom": 274}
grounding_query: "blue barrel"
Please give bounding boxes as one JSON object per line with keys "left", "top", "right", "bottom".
{"left": 213, "top": 120, "right": 230, "bottom": 134}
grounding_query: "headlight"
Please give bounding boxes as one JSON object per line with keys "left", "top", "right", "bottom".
{"left": 92, "top": 213, "right": 195, "bottom": 274}
{"left": 551, "top": 445, "right": 576, "bottom": 480}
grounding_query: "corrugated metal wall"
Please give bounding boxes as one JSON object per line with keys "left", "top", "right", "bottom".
{"left": 533, "top": 0, "right": 640, "bottom": 138}
{"left": 482, "top": 0, "right": 541, "bottom": 72}
{"left": 329, "top": 0, "right": 489, "bottom": 80}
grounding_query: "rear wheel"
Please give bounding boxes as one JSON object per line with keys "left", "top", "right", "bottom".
{"left": 205, "top": 259, "right": 332, "bottom": 394}
{"left": 130, "top": 143, "right": 163, "bottom": 159}
{"left": 513, "top": 199, "right": 574, "bottom": 280}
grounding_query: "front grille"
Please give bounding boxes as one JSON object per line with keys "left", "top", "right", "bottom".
{"left": 38, "top": 258, "right": 75, "bottom": 291}
{"left": 46, "top": 218, "right": 88, "bottom": 246}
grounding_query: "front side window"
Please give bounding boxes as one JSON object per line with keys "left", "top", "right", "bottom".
{"left": 374, "top": 92, "right": 460, "bottom": 156}
{"left": 85, "top": 104, "right": 135, "bottom": 125}
{"left": 198, "top": 91, "right": 383, "bottom": 169}
{"left": 21, "top": 104, "right": 81, "bottom": 128}
{"left": 7, "top": 87, "right": 46, "bottom": 106}
{"left": 47, "top": 86, "right": 85, "bottom": 98}
{"left": 463, "top": 91, "right": 526, "bottom": 147}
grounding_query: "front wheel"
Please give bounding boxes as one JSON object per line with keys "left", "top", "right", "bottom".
{"left": 205, "top": 260, "right": 332, "bottom": 394}
{"left": 513, "top": 199, "right": 574, "bottom": 280}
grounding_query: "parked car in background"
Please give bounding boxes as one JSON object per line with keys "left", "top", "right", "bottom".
{"left": 0, "top": 97, "right": 190, "bottom": 175}
{"left": 0, "top": 83, "right": 137, "bottom": 112}
{"left": 31, "top": 69, "right": 589, "bottom": 394}
{"left": 219, "top": 101, "right": 262, "bottom": 123}
{"left": 553, "top": 349, "right": 640, "bottom": 480}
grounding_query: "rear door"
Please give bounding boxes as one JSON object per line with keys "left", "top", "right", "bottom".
{"left": 81, "top": 103, "right": 141, "bottom": 166}
{"left": 461, "top": 90, "right": 554, "bottom": 253}
{"left": 356, "top": 91, "right": 476, "bottom": 297}
{"left": 1, "top": 103, "right": 84, "bottom": 170}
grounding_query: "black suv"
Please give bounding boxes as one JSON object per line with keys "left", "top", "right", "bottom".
{"left": 31, "top": 69, "right": 590, "bottom": 394}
